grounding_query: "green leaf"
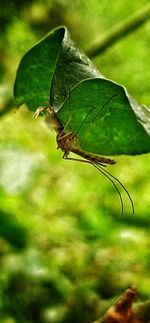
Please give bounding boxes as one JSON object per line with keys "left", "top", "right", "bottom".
{"left": 14, "top": 26, "right": 150, "bottom": 155}
{"left": 57, "top": 78, "right": 150, "bottom": 155}
{"left": 14, "top": 27, "right": 65, "bottom": 109}
{"left": 50, "top": 28, "right": 102, "bottom": 108}
{"left": 14, "top": 26, "right": 101, "bottom": 110}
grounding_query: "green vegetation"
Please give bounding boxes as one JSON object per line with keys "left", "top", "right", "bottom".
{"left": 0, "top": 1, "right": 150, "bottom": 322}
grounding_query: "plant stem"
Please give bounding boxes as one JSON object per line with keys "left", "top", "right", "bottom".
{"left": 85, "top": 4, "right": 150, "bottom": 58}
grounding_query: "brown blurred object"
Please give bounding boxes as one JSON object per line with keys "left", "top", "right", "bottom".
{"left": 93, "top": 285, "right": 145, "bottom": 323}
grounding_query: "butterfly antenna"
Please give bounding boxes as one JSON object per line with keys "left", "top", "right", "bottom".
{"left": 93, "top": 163, "right": 124, "bottom": 216}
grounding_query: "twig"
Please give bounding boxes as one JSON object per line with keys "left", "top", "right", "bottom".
{"left": 85, "top": 4, "right": 150, "bottom": 58}
{"left": 0, "top": 98, "right": 14, "bottom": 117}
{"left": 91, "top": 285, "right": 150, "bottom": 323}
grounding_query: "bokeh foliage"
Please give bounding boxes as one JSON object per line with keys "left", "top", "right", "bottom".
{"left": 0, "top": 0, "right": 150, "bottom": 322}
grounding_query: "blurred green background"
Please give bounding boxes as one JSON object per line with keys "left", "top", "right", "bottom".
{"left": 0, "top": 1, "right": 150, "bottom": 322}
